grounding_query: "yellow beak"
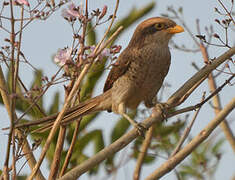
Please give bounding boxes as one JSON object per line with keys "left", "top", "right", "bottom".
{"left": 165, "top": 25, "right": 184, "bottom": 34}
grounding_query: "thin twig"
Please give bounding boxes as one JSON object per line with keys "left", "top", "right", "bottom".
{"left": 14, "top": 4, "right": 24, "bottom": 102}
{"left": 168, "top": 7, "right": 200, "bottom": 46}
{"left": 168, "top": 74, "right": 234, "bottom": 117}
{"left": 133, "top": 126, "right": 154, "bottom": 180}
{"left": 59, "top": 120, "right": 81, "bottom": 177}
{"left": 92, "top": 0, "right": 119, "bottom": 55}
{"left": 12, "top": 129, "right": 17, "bottom": 180}
{"left": 170, "top": 93, "right": 205, "bottom": 157}
{"left": 217, "top": 0, "right": 235, "bottom": 25}
{"left": 3, "top": 0, "right": 15, "bottom": 178}
{"left": 173, "top": 75, "right": 207, "bottom": 106}
{"left": 48, "top": 126, "right": 67, "bottom": 180}
{"left": 11, "top": 7, "right": 24, "bottom": 178}
{"left": 17, "top": 77, "right": 46, "bottom": 116}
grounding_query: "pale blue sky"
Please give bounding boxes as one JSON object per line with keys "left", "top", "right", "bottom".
{"left": 0, "top": 0, "right": 234, "bottom": 179}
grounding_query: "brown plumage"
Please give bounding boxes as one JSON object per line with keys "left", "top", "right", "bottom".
{"left": 17, "top": 17, "right": 184, "bottom": 133}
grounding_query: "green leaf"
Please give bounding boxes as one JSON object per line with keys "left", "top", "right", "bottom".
{"left": 48, "top": 92, "right": 60, "bottom": 114}
{"left": 106, "top": 110, "right": 136, "bottom": 167}
{"left": 211, "top": 138, "right": 224, "bottom": 155}
{"left": 111, "top": 111, "right": 136, "bottom": 143}
{"left": 6, "top": 63, "right": 22, "bottom": 94}
{"left": 30, "top": 70, "right": 43, "bottom": 108}
{"left": 87, "top": 21, "right": 96, "bottom": 46}
{"left": 16, "top": 175, "right": 27, "bottom": 180}
{"left": 70, "top": 129, "right": 104, "bottom": 174}
{"left": 74, "top": 129, "right": 104, "bottom": 154}
{"left": 180, "top": 165, "right": 204, "bottom": 179}
{"left": 132, "top": 148, "right": 155, "bottom": 164}
{"left": 80, "top": 61, "right": 106, "bottom": 102}
{"left": 66, "top": 113, "right": 100, "bottom": 144}
{"left": 79, "top": 113, "right": 99, "bottom": 130}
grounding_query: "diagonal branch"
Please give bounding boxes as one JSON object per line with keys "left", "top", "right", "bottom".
{"left": 48, "top": 126, "right": 67, "bottom": 180}
{"left": 59, "top": 120, "right": 81, "bottom": 177}
{"left": 133, "top": 126, "right": 154, "bottom": 180}
{"left": 170, "top": 93, "right": 205, "bottom": 157}
{"left": 145, "top": 97, "right": 235, "bottom": 180}
{"left": 167, "top": 47, "right": 235, "bottom": 106}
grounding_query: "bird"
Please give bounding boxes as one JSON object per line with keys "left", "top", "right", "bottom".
{"left": 16, "top": 17, "right": 184, "bottom": 135}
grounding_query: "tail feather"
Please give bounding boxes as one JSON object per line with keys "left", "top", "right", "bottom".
{"left": 65, "top": 89, "right": 111, "bottom": 118}
{"left": 16, "top": 90, "right": 112, "bottom": 129}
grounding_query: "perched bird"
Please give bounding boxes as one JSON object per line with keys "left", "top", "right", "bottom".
{"left": 17, "top": 17, "right": 184, "bottom": 134}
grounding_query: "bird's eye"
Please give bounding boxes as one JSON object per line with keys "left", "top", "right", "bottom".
{"left": 155, "top": 23, "right": 165, "bottom": 30}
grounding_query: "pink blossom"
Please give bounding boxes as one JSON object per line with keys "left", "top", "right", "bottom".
{"left": 101, "top": 48, "right": 111, "bottom": 57}
{"left": 99, "top": 5, "right": 107, "bottom": 20}
{"left": 54, "top": 48, "right": 72, "bottom": 66}
{"left": 14, "top": 0, "right": 29, "bottom": 6}
{"left": 62, "top": 3, "right": 83, "bottom": 20}
{"left": 90, "top": 45, "right": 111, "bottom": 59}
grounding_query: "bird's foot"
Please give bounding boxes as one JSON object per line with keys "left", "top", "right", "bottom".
{"left": 134, "top": 122, "right": 147, "bottom": 137}
{"left": 121, "top": 112, "right": 147, "bottom": 137}
{"left": 153, "top": 103, "right": 170, "bottom": 121}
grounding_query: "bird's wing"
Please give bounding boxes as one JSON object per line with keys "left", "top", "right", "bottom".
{"left": 103, "top": 51, "right": 131, "bottom": 92}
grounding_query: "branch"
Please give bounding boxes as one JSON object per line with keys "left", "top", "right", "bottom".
{"left": 133, "top": 126, "right": 154, "bottom": 180}
{"left": 4, "top": 0, "right": 16, "bottom": 178}
{"left": 167, "top": 47, "right": 235, "bottom": 107}
{"left": 199, "top": 44, "right": 235, "bottom": 153}
{"left": 0, "top": 66, "right": 45, "bottom": 180}
{"left": 217, "top": 0, "right": 235, "bottom": 25}
{"left": 145, "top": 97, "right": 235, "bottom": 180}
{"left": 59, "top": 120, "right": 81, "bottom": 177}
{"left": 170, "top": 93, "right": 205, "bottom": 157}
{"left": 48, "top": 126, "right": 66, "bottom": 180}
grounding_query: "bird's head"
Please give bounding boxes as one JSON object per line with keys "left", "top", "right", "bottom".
{"left": 128, "top": 17, "right": 184, "bottom": 49}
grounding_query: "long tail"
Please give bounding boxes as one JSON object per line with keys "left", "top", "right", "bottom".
{"left": 15, "top": 90, "right": 112, "bottom": 130}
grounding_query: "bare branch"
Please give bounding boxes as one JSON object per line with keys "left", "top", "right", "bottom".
{"left": 170, "top": 93, "right": 205, "bottom": 157}
{"left": 48, "top": 127, "right": 66, "bottom": 180}
{"left": 59, "top": 120, "right": 81, "bottom": 177}
{"left": 133, "top": 126, "right": 154, "bottom": 180}
{"left": 145, "top": 97, "right": 235, "bottom": 180}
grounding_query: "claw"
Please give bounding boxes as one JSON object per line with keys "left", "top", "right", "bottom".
{"left": 154, "top": 103, "right": 169, "bottom": 121}
{"left": 135, "top": 123, "right": 147, "bottom": 137}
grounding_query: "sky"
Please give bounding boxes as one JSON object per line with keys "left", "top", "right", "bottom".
{"left": 0, "top": 0, "right": 235, "bottom": 179}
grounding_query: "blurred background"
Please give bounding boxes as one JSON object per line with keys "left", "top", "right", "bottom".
{"left": 0, "top": 0, "right": 234, "bottom": 179}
